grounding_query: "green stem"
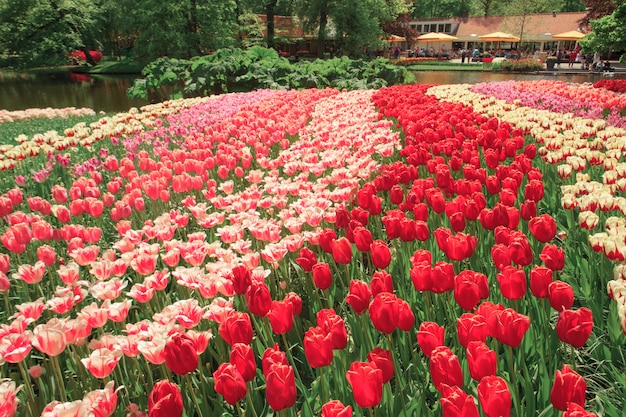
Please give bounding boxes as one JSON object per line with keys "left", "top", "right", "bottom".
{"left": 281, "top": 333, "right": 315, "bottom": 417}
{"left": 18, "top": 361, "right": 38, "bottom": 417}
{"left": 185, "top": 373, "right": 203, "bottom": 417}
{"left": 386, "top": 333, "right": 408, "bottom": 417}
{"left": 508, "top": 345, "right": 521, "bottom": 417}
{"left": 246, "top": 384, "right": 260, "bottom": 417}
{"left": 50, "top": 355, "right": 67, "bottom": 402}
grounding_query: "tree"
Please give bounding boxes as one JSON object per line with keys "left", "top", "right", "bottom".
{"left": 412, "top": 0, "right": 473, "bottom": 18}
{"left": 0, "top": 0, "right": 104, "bottom": 67}
{"left": 498, "top": 0, "right": 553, "bottom": 45}
{"left": 579, "top": 4, "right": 626, "bottom": 59}
{"left": 296, "top": 0, "right": 410, "bottom": 57}
{"left": 579, "top": 0, "right": 622, "bottom": 26}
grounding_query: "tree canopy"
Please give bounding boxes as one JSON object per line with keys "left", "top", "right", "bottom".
{"left": 0, "top": 0, "right": 603, "bottom": 67}
{"left": 579, "top": 3, "right": 626, "bottom": 60}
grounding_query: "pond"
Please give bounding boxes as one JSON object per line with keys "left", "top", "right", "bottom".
{"left": 0, "top": 71, "right": 149, "bottom": 113}
{"left": 0, "top": 69, "right": 619, "bottom": 113}
{"left": 412, "top": 70, "right": 615, "bottom": 85}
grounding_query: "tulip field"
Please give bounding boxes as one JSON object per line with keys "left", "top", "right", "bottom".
{"left": 1, "top": 80, "right": 626, "bottom": 417}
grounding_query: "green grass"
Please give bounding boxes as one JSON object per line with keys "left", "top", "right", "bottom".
{"left": 82, "top": 59, "right": 148, "bottom": 74}
{"left": 0, "top": 113, "right": 114, "bottom": 144}
{"left": 402, "top": 62, "right": 487, "bottom": 71}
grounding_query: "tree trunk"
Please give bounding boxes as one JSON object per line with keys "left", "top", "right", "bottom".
{"left": 318, "top": 2, "right": 328, "bottom": 58}
{"left": 266, "top": 0, "right": 277, "bottom": 48}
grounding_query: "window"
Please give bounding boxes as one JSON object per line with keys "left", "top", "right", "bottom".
{"left": 444, "top": 24, "right": 451, "bottom": 33}
{"left": 438, "top": 24, "right": 445, "bottom": 32}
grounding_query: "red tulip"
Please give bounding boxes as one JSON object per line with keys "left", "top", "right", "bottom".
{"left": 370, "top": 270, "right": 393, "bottom": 296}
{"left": 389, "top": 184, "right": 404, "bottom": 205}
{"left": 213, "top": 362, "right": 247, "bottom": 405}
{"left": 370, "top": 240, "right": 391, "bottom": 269}
{"left": 529, "top": 214, "right": 557, "bottom": 242}
{"left": 351, "top": 206, "right": 370, "bottom": 225}
{"left": 369, "top": 292, "right": 399, "bottom": 334}
{"left": 312, "top": 262, "right": 333, "bottom": 290}
{"left": 317, "top": 309, "right": 347, "bottom": 350}
{"left": 397, "top": 297, "right": 415, "bottom": 331}
{"left": 410, "top": 264, "right": 432, "bottom": 292}
{"left": 563, "top": 403, "right": 597, "bottom": 417}
{"left": 540, "top": 244, "right": 565, "bottom": 271}
{"left": 548, "top": 280, "right": 574, "bottom": 311}
{"left": 496, "top": 265, "right": 527, "bottom": 300}
{"left": 218, "top": 311, "right": 253, "bottom": 346}
{"left": 529, "top": 265, "right": 553, "bottom": 298}
{"left": 556, "top": 308, "right": 593, "bottom": 348}
{"left": 429, "top": 346, "right": 463, "bottom": 392}
{"left": 466, "top": 341, "right": 496, "bottom": 381}
{"left": 331, "top": 237, "right": 353, "bottom": 264}
{"left": 164, "top": 333, "right": 198, "bottom": 375}
{"left": 346, "top": 361, "right": 383, "bottom": 408}
{"left": 353, "top": 226, "right": 373, "bottom": 252}
{"left": 345, "top": 279, "right": 371, "bottom": 314}
{"left": 509, "top": 234, "right": 533, "bottom": 266}
{"left": 493, "top": 308, "right": 530, "bottom": 348}
{"left": 265, "top": 363, "right": 296, "bottom": 411}
{"left": 440, "top": 384, "right": 480, "bottom": 417}
{"left": 229, "top": 343, "right": 256, "bottom": 382}
{"left": 477, "top": 375, "right": 511, "bottom": 417}
{"left": 318, "top": 229, "right": 337, "bottom": 253}
{"left": 262, "top": 344, "right": 288, "bottom": 375}
{"left": 230, "top": 265, "right": 251, "bottom": 295}
{"left": 417, "top": 321, "right": 445, "bottom": 357}
{"left": 367, "top": 347, "right": 394, "bottom": 383}
{"left": 303, "top": 326, "right": 333, "bottom": 368}
{"left": 454, "top": 270, "right": 489, "bottom": 311}
{"left": 246, "top": 282, "right": 272, "bottom": 317}
{"left": 322, "top": 400, "right": 353, "bottom": 417}
{"left": 268, "top": 300, "right": 294, "bottom": 335}
{"left": 550, "top": 365, "right": 587, "bottom": 411}
{"left": 148, "top": 380, "right": 183, "bottom": 417}
{"left": 520, "top": 199, "right": 537, "bottom": 220}
{"left": 295, "top": 247, "right": 317, "bottom": 272}
{"left": 431, "top": 261, "right": 455, "bottom": 293}
{"left": 524, "top": 179, "right": 544, "bottom": 202}
{"left": 491, "top": 243, "right": 511, "bottom": 271}
{"left": 284, "top": 292, "right": 302, "bottom": 316}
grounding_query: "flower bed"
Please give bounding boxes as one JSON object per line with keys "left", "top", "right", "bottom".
{"left": 0, "top": 81, "right": 623, "bottom": 417}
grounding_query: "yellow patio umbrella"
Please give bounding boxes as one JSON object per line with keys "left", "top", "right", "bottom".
{"left": 386, "top": 34, "right": 406, "bottom": 43}
{"left": 416, "top": 32, "right": 458, "bottom": 57}
{"left": 478, "top": 32, "right": 520, "bottom": 42}
{"left": 551, "top": 30, "right": 586, "bottom": 40}
{"left": 416, "top": 32, "right": 458, "bottom": 42}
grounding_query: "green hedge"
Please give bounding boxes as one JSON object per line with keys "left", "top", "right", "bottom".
{"left": 127, "top": 47, "right": 416, "bottom": 101}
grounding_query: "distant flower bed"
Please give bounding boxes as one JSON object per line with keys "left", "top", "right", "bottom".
{"left": 67, "top": 50, "right": 104, "bottom": 63}
{"left": 0, "top": 108, "right": 96, "bottom": 125}
{"left": 395, "top": 57, "right": 439, "bottom": 65}
{"left": 594, "top": 79, "right": 626, "bottom": 93}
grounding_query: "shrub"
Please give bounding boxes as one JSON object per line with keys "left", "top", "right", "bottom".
{"left": 499, "top": 58, "right": 543, "bottom": 72}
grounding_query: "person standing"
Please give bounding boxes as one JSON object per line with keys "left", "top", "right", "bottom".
{"left": 569, "top": 50, "right": 576, "bottom": 68}
{"left": 461, "top": 48, "right": 467, "bottom": 63}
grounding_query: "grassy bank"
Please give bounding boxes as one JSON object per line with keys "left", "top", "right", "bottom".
{"left": 0, "top": 113, "right": 112, "bottom": 144}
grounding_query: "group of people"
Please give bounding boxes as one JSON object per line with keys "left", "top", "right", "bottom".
{"left": 546, "top": 49, "right": 613, "bottom": 72}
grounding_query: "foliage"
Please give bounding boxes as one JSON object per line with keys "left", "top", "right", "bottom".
{"left": 579, "top": 4, "right": 626, "bottom": 59}
{"left": 128, "top": 47, "right": 416, "bottom": 100}
{"left": 0, "top": 0, "right": 103, "bottom": 68}
{"left": 126, "top": 57, "right": 190, "bottom": 102}
{"left": 0, "top": 113, "right": 109, "bottom": 145}
{"left": 498, "top": 57, "right": 544, "bottom": 71}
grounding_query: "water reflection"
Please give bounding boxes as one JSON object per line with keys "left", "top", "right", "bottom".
{"left": 412, "top": 70, "right": 620, "bottom": 85}
{"left": 0, "top": 71, "right": 148, "bottom": 113}
{"left": 0, "top": 69, "right": 621, "bottom": 113}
